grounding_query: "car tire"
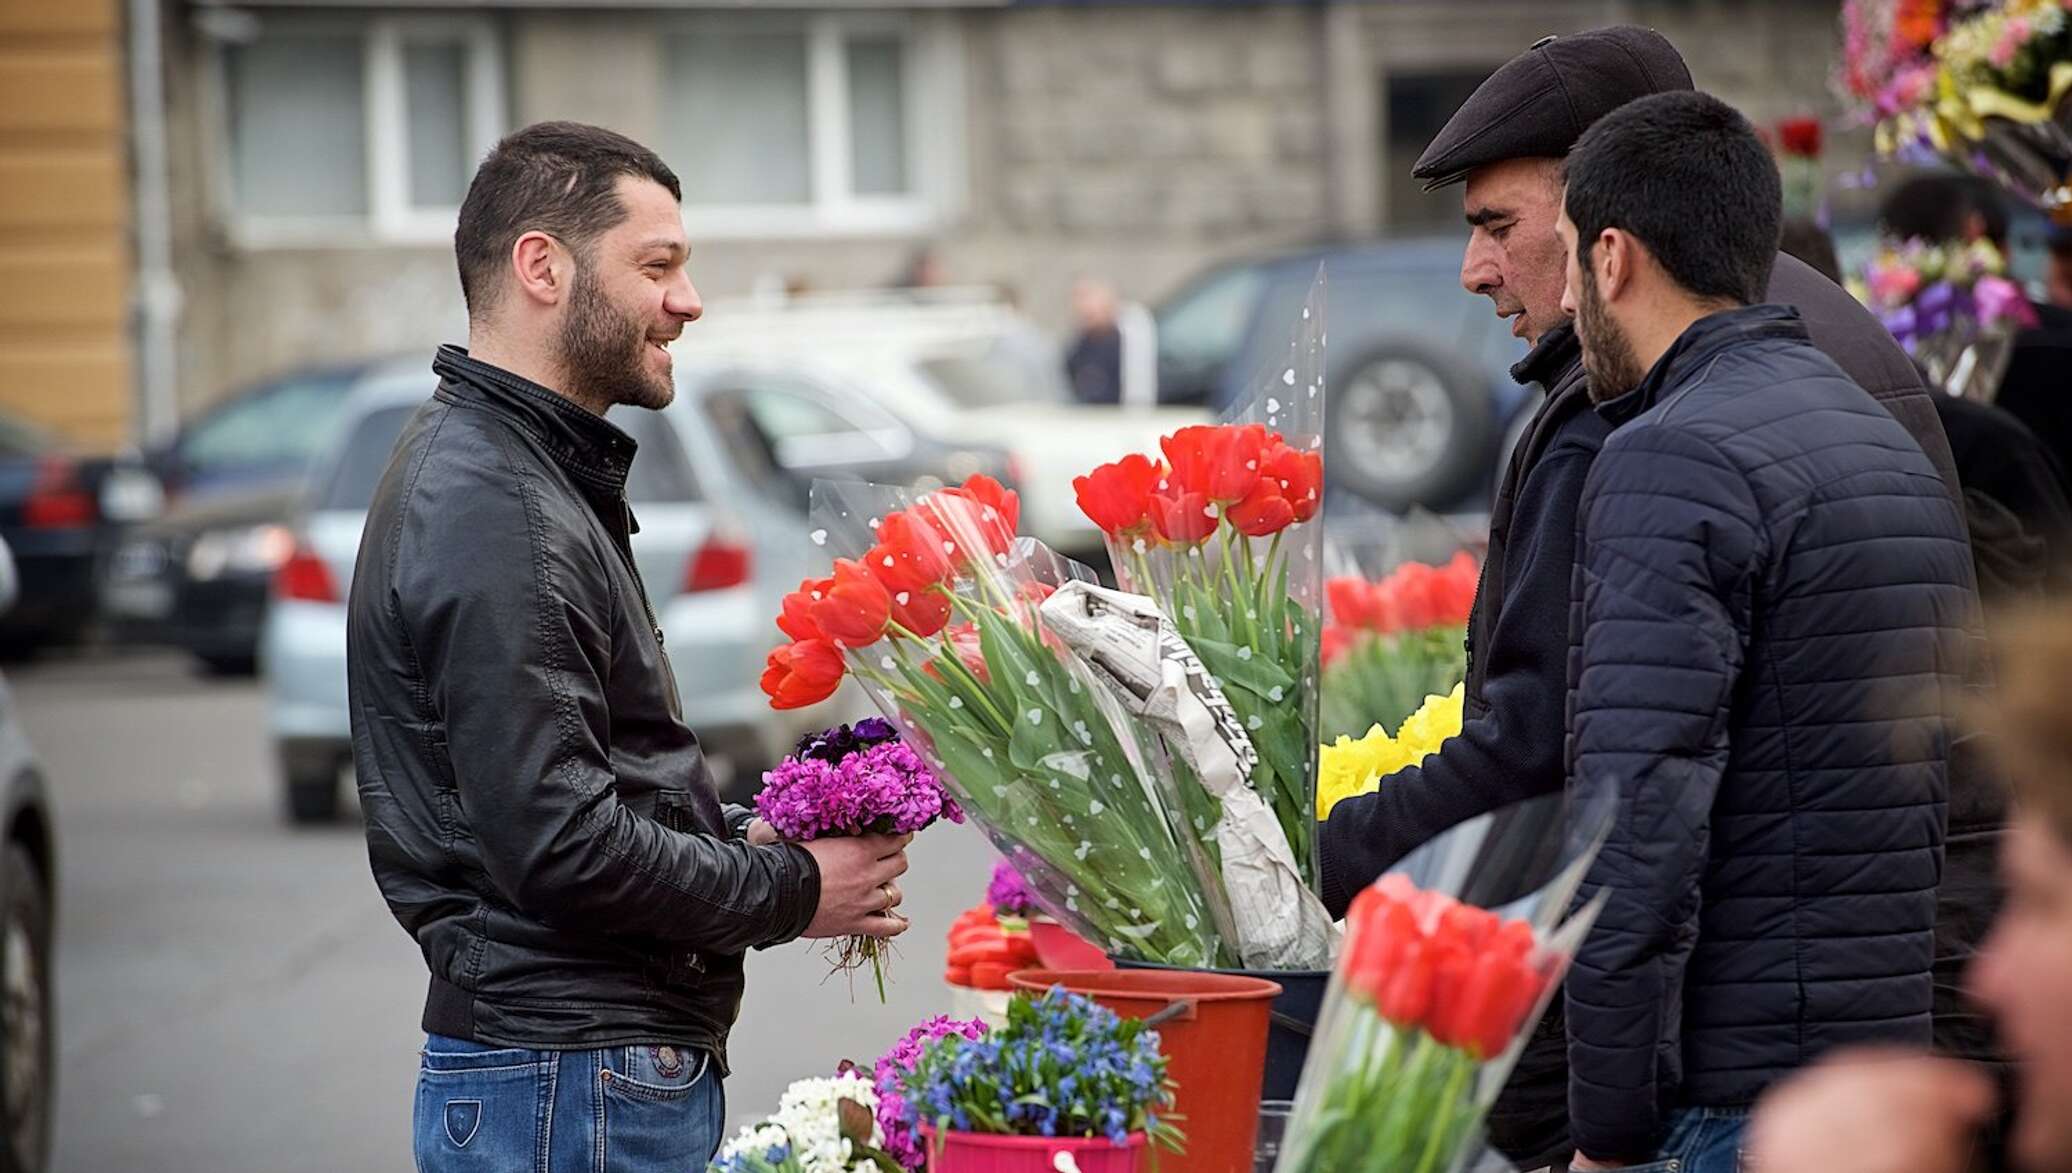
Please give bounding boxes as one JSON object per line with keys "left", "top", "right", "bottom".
{"left": 0, "top": 844, "right": 51, "bottom": 1173}
{"left": 1326, "top": 344, "right": 1493, "bottom": 512}
{"left": 197, "top": 653, "right": 259, "bottom": 678}
{"left": 282, "top": 753, "right": 342, "bottom": 825}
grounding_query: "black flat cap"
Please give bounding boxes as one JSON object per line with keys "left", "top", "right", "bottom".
{"left": 1412, "top": 26, "right": 1694, "bottom": 191}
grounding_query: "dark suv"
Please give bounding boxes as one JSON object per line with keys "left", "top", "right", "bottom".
{"left": 1153, "top": 236, "right": 1532, "bottom": 513}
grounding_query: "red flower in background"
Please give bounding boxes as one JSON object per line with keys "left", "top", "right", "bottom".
{"left": 777, "top": 576, "right": 831, "bottom": 642}
{"left": 761, "top": 638, "right": 845, "bottom": 709}
{"left": 927, "top": 622, "right": 991, "bottom": 686}
{"left": 1320, "top": 624, "right": 1357, "bottom": 668}
{"left": 1074, "top": 453, "right": 1164, "bottom": 537}
{"left": 1778, "top": 115, "right": 1822, "bottom": 158}
{"left": 1162, "top": 424, "right": 1268, "bottom": 504}
{"left": 1151, "top": 490, "right": 1218, "bottom": 545}
{"left": 1341, "top": 875, "right": 1546, "bottom": 1060}
{"left": 1327, "top": 576, "right": 1384, "bottom": 629}
{"left": 813, "top": 558, "right": 893, "bottom": 648}
{"left": 1327, "top": 554, "right": 1479, "bottom": 634}
{"left": 1895, "top": 0, "right": 1942, "bottom": 49}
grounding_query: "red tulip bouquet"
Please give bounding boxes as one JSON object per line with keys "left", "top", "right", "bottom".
{"left": 1319, "top": 551, "right": 1479, "bottom": 741}
{"left": 763, "top": 473, "right": 1237, "bottom": 969}
{"left": 1073, "top": 272, "right": 1328, "bottom": 887}
{"left": 1275, "top": 791, "right": 1614, "bottom": 1173}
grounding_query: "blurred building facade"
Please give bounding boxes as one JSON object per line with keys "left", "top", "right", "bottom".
{"left": 3, "top": 0, "right": 133, "bottom": 448}
{"left": 140, "top": 0, "right": 1849, "bottom": 436}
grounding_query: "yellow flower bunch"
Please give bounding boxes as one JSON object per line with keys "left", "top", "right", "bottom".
{"left": 1315, "top": 684, "right": 1465, "bottom": 819}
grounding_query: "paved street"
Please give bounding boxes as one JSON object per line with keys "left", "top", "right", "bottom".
{"left": 27, "top": 650, "right": 998, "bottom": 1172}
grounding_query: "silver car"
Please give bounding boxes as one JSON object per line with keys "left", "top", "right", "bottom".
{"left": 262, "top": 358, "right": 1009, "bottom": 822}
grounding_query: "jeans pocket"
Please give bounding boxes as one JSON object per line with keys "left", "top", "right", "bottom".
{"left": 600, "top": 1047, "right": 723, "bottom": 1169}
{"left": 413, "top": 1051, "right": 540, "bottom": 1172}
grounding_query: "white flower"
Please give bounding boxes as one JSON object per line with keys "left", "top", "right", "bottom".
{"left": 718, "top": 1073, "right": 883, "bottom": 1172}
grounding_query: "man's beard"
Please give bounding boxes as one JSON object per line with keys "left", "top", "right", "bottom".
{"left": 559, "top": 263, "right": 674, "bottom": 412}
{"left": 1576, "top": 265, "right": 1643, "bottom": 404}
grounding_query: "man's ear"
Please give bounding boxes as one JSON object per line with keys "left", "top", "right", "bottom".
{"left": 508, "top": 230, "right": 567, "bottom": 309}
{"left": 1597, "top": 229, "right": 1633, "bottom": 302}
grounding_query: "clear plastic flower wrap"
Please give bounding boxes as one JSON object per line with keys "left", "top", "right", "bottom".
{"left": 1073, "top": 267, "right": 1329, "bottom": 892}
{"left": 1275, "top": 789, "right": 1616, "bottom": 1173}
{"left": 767, "top": 473, "right": 1240, "bottom": 969}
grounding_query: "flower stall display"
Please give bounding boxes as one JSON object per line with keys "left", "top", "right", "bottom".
{"left": 1846, "top": 0, "right": 2072, "bottom": 218}
{"left": 710, "top": 1070, "right": 901, "bottom": 1173}
{"left": 1319, "top": 552, "right": 1478, "bottom": 742}
{"left": 1316, "top": 685, "right": 1465, "bottom": 820}
{"left": 1274, "top": 791, "right": 1615, "bottom": 1173}
{"left": 1851, "top": 236, "right": 2040, "bottom": 398}
{"left": 1072, "top": 270, "right": 1327, "bottom": 893}
{"left": 901, "top": 987, "right": 1182, "bottom": 1172}
{"left": 763, "top": 473, "right": 1238, "bottom": 970}
{"left": 875, "top": 1016, "right": 990, "bottom": 1171}
{"left": 944, "top": 901, "right": 1039, "bottom": 993}
{"left": 756, "top": 719, "right": 965, "bottom": 999}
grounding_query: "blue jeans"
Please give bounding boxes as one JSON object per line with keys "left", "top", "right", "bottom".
{"left": 1619, "top": 1107, "right": 1748, "bottom": 1173}
{"left": 414, "top": 1034, "right": 725, "bottom": 1172}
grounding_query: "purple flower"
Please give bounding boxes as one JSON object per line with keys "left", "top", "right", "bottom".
{"left": 875, "top": 1016, "right": 988, "bottom": 1169}
{"left": 756, "top": 736, "right": 964, "bottom": 842}
{"left": 987, "top": 860, "right": 1039, "bottom": 918}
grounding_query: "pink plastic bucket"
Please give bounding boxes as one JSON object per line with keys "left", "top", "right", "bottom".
{"left": 922, "top": 1127, "right": 1148, "bottom": 1173}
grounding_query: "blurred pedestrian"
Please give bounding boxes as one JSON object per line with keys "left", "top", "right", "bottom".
{"left": 1557, "top": 91, "right": 1972, "bottom": 1172}
{"left": 346, "top": 121, "right": 912, "bottom": 1172}
{"left": 1064, "top": 277, "right": 1124, "bottom": 405}
{"left": 1316, "top": 28, "right": 1970, "bottom": 1171}
{"left": 893, "top": 243, "right": 947, "bottom": 290}
{"left": 1749, "top": 606, "right": 2072, "bottom": 1173}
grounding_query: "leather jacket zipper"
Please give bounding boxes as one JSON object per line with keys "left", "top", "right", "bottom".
{"left": 611, "top": 493, "right": 684, "bottom": 720}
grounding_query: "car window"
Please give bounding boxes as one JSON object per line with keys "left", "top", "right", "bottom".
{"left": 0, "top": 411, "right": 54, "bottom": 459}
{"left": 182, "top": 372, "right": 359, "bottom": 474}
{"left": 320, "top": 405, "right": 414, "bottom": 511}
{"left": 1155, "top": 264, "right": 1268, "bottom": 374}
{"left": 607, "top": 409, "right": 702, "bottom": 504}
{"left": 726, "top": 381, "right": 905, "bottom": 468}
{"left": 916, "top": 347, "right": 1071, "bottom": 409}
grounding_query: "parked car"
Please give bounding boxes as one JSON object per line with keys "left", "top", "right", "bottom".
{"left": 259, "top": 356, "right": 1003, "bottom": 821}
{"left": 0, "top": 537, "right": 60, "bottom": 1173}
{"left": 0, "top": 410, "right": 161, "bottom": 657}
{"left": 141, "top": 361, "right": 373, "bottom": 502}
{"left": 1151, "top": 237, "right": 1533, "bottom": 513}
{"left": 104, "top": 359, "right": 417, "bottom": 675}
{"left": 683, "top": 290, "right": 1208, "bottom": 560}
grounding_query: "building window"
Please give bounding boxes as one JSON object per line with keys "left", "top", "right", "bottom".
{"left": 1383, "top": 70, "right": 1488, "bottom": 229}
{"left": 215, "top": 15, "right": 504, "bottom": 245}
{"left": 660, "top": 14, "right": 962, "bottom": 237}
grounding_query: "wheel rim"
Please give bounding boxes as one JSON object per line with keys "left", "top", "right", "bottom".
{"left": 1338, "top": 360, "right": 1455, "bottom": 490}
{"left": 4, "top": 911, "right": 42, "bottom": 1165}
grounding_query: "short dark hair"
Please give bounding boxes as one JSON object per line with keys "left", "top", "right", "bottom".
{"left": 1562, "top": 91, "right": 1781, "bottom": 306}
{"left": 453, "top": 121, "right": 682, "bottom": 319}
{"left": 1880, "top": 173, "right": 2009, "bottom": 245}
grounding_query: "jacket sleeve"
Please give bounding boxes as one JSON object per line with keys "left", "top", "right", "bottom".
{"left": 1318, "top": 447, "right": 1595, "bottom": 917}
{"left": 1565, "top": 425, "right": 1760, "bottom": 1162}
{"left": 396, "top": 450, "right": 819, "bottom": 955}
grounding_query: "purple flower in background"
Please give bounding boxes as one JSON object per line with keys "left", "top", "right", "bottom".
{"left": 987, "top": 860, "right": 1038, "bottom": 918}
{"left": 875, "top": 1016, "right": 988, "bottom": 1169}
{"left": 758, "top": 737, "right": 963, "bottom": 841}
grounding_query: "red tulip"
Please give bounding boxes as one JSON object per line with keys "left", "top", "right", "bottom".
{"left": 811, "top": 558, "right": 892, "bottom": 648}
{"left": 761, "top": 638, "right": 844, "bottom": 709}
{"left": 1326, "top": 577, "right": 1382, "bottom": 630}
{"left": 1161, "top": 424, "right": 1267, "bottom": 504}
{"left": 869, "top": 511, "right": 954, "bottom": 595}
{"left": 1449, "top": 949, "right": 1544, "bottom": 1058}
{"left": 777, "top": 577, "right": 831, "bottom": 643}
{"left": 1074, "top": 454, "right": 1164, "bottom": 537}
{"left": 1320, "top": 624, "right": 1356, "bottom": 668}
{"left": 1375, "top": 936, "right": 1436, "bottom": 1025}
{"left": 926, "top": 622, "right": 991, "bottom": 686}
{"left": 1151, "top": 490, "right": 1218, "bottom": 546}
{"left": 1264, "top": 442, "right": 1323, "bottom": 524}
{"left": 926, "top": 475, "right": 1021, "bottom": 563}
{"left": 1778, "top": 115, "right": 1822, "bottom": 159}
{"left": 1437, "top": 552, "right": 1480, "bottom": 626}
{"left": 1227, "top": 477, "right": 1296, "bottom": 538}
{"left": 889, "top": 584, "right": 953, "bottom": 639}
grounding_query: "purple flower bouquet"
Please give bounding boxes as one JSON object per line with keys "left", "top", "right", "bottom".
{"left": 758, "top": 718, "right": 965, "bottom": 1000}
{"left": 873, "top": 1015, "right": 988, "bottom": 1169}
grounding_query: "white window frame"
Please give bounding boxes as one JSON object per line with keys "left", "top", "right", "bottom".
{"left": 205, "top": 13, "right": 505, "bottom": 248}
{"left": 665, "top": 11, "right": 966, "bottom": 240}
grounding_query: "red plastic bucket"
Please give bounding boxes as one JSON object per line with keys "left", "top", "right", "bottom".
{"left": 1027, "top": 917, "right": 1114, "bottom": 972}
{"left": 1009, "top": 969, "right": 1280, "bottom": 1173}
{"left": 922, "top": 1126, "right": 1147, "bottom": 1173}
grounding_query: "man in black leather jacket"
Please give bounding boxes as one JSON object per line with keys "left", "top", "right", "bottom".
{"left": 347, "top": 122, "right": 912, "bottom": 1171}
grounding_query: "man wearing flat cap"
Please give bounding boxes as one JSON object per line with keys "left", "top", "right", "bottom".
{"left": 1316, "top": 25, "right": 1974, "bottom": 1173}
